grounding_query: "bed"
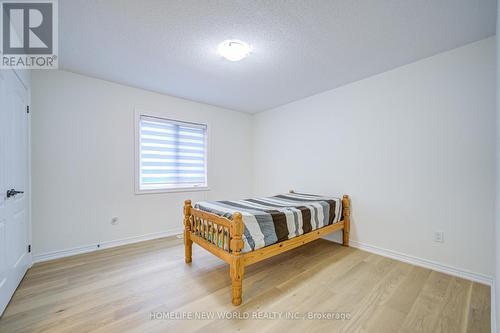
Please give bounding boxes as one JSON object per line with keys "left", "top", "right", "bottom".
{"left": 183, "top": 190, "right": 351, "bottom": 305}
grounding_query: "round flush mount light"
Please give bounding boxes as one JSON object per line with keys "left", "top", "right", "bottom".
{"left": 217, "top": 40, "right": 251, "bottom": 61}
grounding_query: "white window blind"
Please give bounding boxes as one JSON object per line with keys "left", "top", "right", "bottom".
{"left": 139, "top": 115, "right": 207, "bottom": 191}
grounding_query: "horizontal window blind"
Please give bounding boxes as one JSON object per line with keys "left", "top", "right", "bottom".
{"left": 139, "top": 115, "right": 207, "bottom": 190}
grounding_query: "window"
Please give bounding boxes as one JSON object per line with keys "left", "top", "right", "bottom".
{"left": 137, "top": 115, "right": 208, "bottom": 192}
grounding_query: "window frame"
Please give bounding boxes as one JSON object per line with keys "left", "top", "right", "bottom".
{"left": 134, "top": 109, "right": 210, "bottom": 194}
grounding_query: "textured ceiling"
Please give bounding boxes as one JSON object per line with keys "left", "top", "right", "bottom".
{"left": 59, "top": 0, "right": 497, "bottom": 113}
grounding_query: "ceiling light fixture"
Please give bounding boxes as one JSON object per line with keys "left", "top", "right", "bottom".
{"left": 217, "top": 40, "right": 251, "bottom": 61}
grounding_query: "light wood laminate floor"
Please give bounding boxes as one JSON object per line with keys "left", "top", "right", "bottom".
{"left": 0, "top": 237, "right": 490, "bottom": 333}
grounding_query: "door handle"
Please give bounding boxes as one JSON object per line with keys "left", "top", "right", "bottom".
{"left": 6, "top": 189, "right": 24, "bottom": 198}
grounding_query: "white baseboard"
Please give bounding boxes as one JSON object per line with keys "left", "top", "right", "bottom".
{"left": 33, "top": 228, "right": 183, "bottom": 263}
{"left": 349, "top": 240, "right": 494, "bottom": 286}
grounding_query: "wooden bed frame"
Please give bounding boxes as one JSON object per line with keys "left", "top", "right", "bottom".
{"left": 183, "top": 191, "right": 351, "bottom": 305}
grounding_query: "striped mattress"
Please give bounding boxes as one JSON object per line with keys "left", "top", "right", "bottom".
{"left": 194, "top": 192, "right": 342, "bottom": 253}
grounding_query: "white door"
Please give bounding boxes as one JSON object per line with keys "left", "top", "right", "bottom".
{"left": 0, "top": 69, "right": 31, "bottom": 316}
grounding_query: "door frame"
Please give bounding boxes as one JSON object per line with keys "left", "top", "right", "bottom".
{"left": 10, "top": 69, "right": 32, "bottom": 269}
{"left": 12, "top": 69, "right": 32, "bottom": 270}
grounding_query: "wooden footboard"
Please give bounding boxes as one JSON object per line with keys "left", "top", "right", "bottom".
{"left": 183, "top": 200, "right": 236, "bottom": 264}
{"left": 183, "top": 193, "right": 351, "bottom": 305}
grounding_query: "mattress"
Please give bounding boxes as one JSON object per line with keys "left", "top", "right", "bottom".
{"left": 194, "top": 192, "right": 342, "bottom": 253}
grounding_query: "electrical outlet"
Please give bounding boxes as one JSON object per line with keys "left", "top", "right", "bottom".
{"left": 434, "top": 231, "right": 444, "bottom": 243}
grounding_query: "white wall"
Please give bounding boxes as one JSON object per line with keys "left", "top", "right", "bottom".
{"left": 31, "top": 70, "right": 253, "bottom": 257}
{"left": 496, "top": 4, "right": 499, "bottom": 330}
{"left": 253, "top": 37, "right": 496, "bottom": 278}
{"left": 32, "top": 38, "right": 496, "bottom": 282}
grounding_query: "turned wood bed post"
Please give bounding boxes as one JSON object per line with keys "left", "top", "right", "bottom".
{"left": 342, "top": 195, "right": 350, "bottom": 247}
{"left": 183, "top": 199, "right": 193, "bottom": 263}
{"left": 229, "top": 212, "right": 245, "bottom": 306}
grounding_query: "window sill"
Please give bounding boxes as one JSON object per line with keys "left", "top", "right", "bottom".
{"left": 135, "top": 186, "right": 210, "bottom": 195}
